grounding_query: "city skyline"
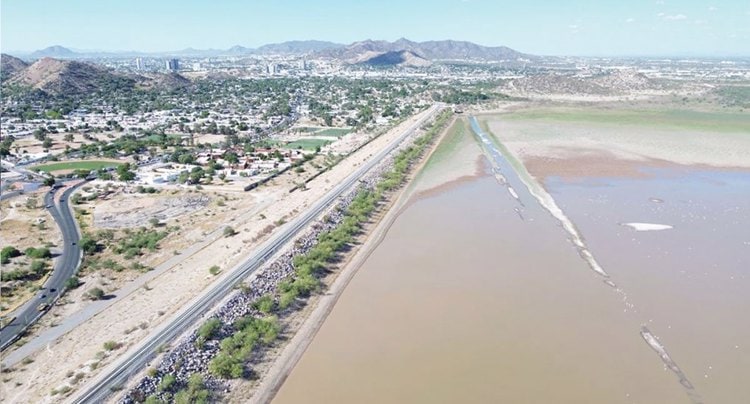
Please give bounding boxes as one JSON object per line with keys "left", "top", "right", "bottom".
{"left": 1, "top": 0, "right": 749, "bottom": 57}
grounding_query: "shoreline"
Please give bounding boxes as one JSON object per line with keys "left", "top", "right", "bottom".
{"left": 247, "top": 117, "right": 457, "bottom": 404}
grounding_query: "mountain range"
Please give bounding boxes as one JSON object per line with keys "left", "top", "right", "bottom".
{"left": 12, "top": 38, "right": 532, "bottom": 63}
{"left": 0, "top": 38, "right": 532, "bottom": 95}
{"left": 318, "top": 38, "right": 532, "bottom": 63}
{"left": 16, "top": 41, "right": 343, "bottom": 59}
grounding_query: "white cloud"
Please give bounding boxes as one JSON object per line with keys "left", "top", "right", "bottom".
{"left": 568, "top": 24, "right": 579, "bottom": 29}
{"left": 658, "top": 13, "right": 687, "bottom": 21}
{"left": 655, "top": 0, "right": 665, "bottom": 4}
{"left": 665, "top": 14, "right": 687, "bottom": 20}
{"left": 708, "top": 6, "right": 717, "bottom": 12}
{"left": 626, "top": 18, "right": 635, "bottom": 23}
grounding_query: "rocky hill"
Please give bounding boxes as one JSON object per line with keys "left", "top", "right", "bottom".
{"left": 412, "top": 39, "right": 528, "bottom": 61}
{"left": 8, "top": 57, "right": 128, "bottom": 95}
{"left": 357, "top": 50, "right": 431, "bottom": 67}
{"left": 317, "top": 38, "right": 531, "bottom": 62}
{"left": 1, "top": 54, "right": 29, "bottom": 81}
{"left": 5, "top": 57, "right": 190, "bottom": 96}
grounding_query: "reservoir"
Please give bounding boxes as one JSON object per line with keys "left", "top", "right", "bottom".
{"left": 270, "top": 119, "right": 750, "bottom": 403}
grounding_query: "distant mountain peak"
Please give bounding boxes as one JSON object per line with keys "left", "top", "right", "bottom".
{"left": 256, "top": 40, "right": 344, "bottom": 55}
{"left": 30, "top": 45, "right": 76, "bottom": 59}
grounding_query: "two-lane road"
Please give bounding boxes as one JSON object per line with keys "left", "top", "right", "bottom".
{"left": 0, "top": 182, "right": 86, "bottom": 351}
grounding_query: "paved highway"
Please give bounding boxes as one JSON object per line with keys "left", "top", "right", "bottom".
{"left": 72, "top": 104, "right": 442, "bottom": 403}
{"left": 0, "top": 181, "right": 86, "bottom": 351}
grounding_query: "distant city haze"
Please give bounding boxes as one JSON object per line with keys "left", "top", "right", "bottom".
{"left": 1, "top": 0, "right": 749, "bottom": 57}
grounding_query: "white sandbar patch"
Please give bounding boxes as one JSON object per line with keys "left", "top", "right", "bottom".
{"left": 508, "top": 186, "right": 519, "bottom": 200}
{"left": 622, "top": 222, "right": 673, "bottom": 231}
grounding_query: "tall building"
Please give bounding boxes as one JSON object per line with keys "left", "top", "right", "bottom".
{"left": 166, "top": 58, "right": 179, "bottom": 72}
{"left": 135, "top": 57, "right": 144, "bottom": 70}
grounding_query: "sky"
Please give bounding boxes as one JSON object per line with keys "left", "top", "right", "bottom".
{"left": 1, "top": 0, "right": 749, "bottom": 57}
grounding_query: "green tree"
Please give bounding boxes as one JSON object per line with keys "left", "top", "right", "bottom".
{"left": 25, "top": 247, "right": 52, "bottom": 259}
{"left": 174, "top": 373, "right": 210, "bottom": 404}
{"left": 119, "top": 169, "right": 136, "bottom": 181}
{"left": 178, "top": 153, "right": 195, "bottom": 164}
{"left": 103, "top": 340, "right": 121, "bottom": 350}
{"left": 157, "top": 374, "right": 176, "bottom": 392}
{"left": 1, "top": 246, "right": 21, "bottom": 264}
{"left": 224, "top": 152, "right": 239, "bottom": 164}
{"left": 79, "top": 235, "right": 98, "bottom": 255}
{"left": 64, "top": 276, "right": 81, "bottom": 290}
{"left": 30, "top": 260, "right": 47, "bottom": 275}
{"left": 117, "top": 163, "right": 136, "bottom": 181}
{"left": 197, "top": 318, "right": 221, "bottom": 342}
{"left": 144, "top": 396, "right": 163, "bottom": 404}
{"left": 88, "top": 287, "right": 105, "bottom": 300}
{"left": 208, "top": 353, "right": 243, "bottom": 379}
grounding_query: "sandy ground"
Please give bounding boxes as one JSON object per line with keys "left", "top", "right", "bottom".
{"left": 0, "top": 190, "right": 63, "bottom": 317}
{"left": 0, "top": 108, "right": 436, "bottom": 403}
{"left": 486, "top": 114, "right": 750, "bottom": 181}
{"left": 13, "top": 133, "right": 108, "bottom": 157}
{"left": 244, "top": 116, "right": 483, "bottom": 403}
{"left": 92, "top": 192, "right": 210, "bottom": 229}
{"left": 191, "top": 134, "right": 226, "bottom": 146}
{"left": 321, "top": 131, "right": 376, "bottom": 155}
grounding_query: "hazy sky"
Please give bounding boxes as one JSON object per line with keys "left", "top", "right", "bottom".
{"left": 1, "top": 0, "right": 749, "bottom": 56}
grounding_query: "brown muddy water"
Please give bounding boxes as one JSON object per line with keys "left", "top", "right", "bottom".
{"left": 270, "top": 133, "right": 750, "bottom": 403}
{"left": 273, "top": 113, "right": 750, "bottom": 403}
{"left": 544, "top": 169, "right": 750, "bottom": 403}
